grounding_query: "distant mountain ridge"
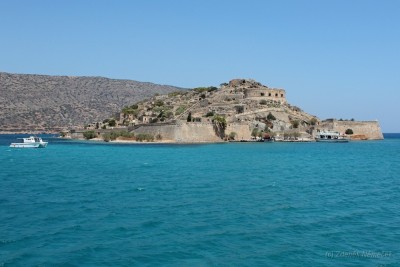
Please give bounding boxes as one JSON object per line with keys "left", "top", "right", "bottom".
{"left": 0, "top": 72, "right": 185, "bottom": 132}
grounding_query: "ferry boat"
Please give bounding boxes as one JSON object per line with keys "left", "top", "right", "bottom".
{"left": 10, "top": 136, "right": 48, "bottom": 148}
{"left": 315, "top": 130, "right": 349, "bottom": 143}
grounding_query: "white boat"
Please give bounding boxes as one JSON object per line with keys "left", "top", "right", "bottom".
{"left": 315, "top": 130, "right": 349, "bottom": 143}
{"left": 10, "top": 136, "right": 48, "bottom": 148}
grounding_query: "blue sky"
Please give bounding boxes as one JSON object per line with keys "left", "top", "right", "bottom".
{"left": 1, "top": 0, "right": 399, "bottom": 132}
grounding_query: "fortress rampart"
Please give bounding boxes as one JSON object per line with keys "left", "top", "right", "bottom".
{"left": 132, "top": 122, "right": 251, "bottom": 142}
{"left": 244, "top": 88, "right": 286, "bottom": 103}
{"left": 319, "top": 120, "right": 383, "bottom": 140}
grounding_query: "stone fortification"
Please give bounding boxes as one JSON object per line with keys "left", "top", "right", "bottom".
{"left": 319, "top": 120, "right": 383, "bottom": 140}
{"left": 133, "top": 122, "right": 251, "bottom": 142}
{"left": 225, "top": 79, "right": 286, "bottom": 103}
{"left": 73, "top": 78, "right": 383, "bottom": 143}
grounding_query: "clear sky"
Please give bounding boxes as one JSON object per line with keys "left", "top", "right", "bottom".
{"left": 1, "top": 0, "right": 399, "bottom": 132}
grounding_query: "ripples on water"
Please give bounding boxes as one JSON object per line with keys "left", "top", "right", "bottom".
{"left": 0, "top": 134, "right": 399, "bottom": 266}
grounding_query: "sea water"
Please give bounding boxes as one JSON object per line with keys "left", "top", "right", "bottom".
{"left": 0, "top": 134, "right": 399, "bottom": 266}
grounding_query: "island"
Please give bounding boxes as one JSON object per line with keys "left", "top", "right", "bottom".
{"left": 64, "top": 79, "right": 384, "bottom": 143}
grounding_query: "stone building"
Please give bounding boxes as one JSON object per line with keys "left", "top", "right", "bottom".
{"left": 226, "top": 79, "right": 286, "bottom": 103}
{"left": 244, "top": 88, "right": 286, "bottom": 103}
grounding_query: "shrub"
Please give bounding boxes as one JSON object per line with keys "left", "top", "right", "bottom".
{"left": 83, "top": 130, "right": 97, "bottom": 140}
{"left": 135, "top": 133, "right": 154, "bottom": 142}
{"left": 155, "top": 100, "right": 164, "bottom": 107}
{"left": 310, "top": 118, "right": 317, "bottom": 125}
{"left": 212, "top": 115, "right": 227, "bottom": 129}
{"left": 267, "top": 112, "right": 276, "bottom": 120}
{"left": 228, "top": 132, "right": 237, "bottom": 140}
{"left": 251, "top": 128, "right": 259, "bottom": 137}
{"left": 168, "top": 91, "right": 183, "bottom": 97}
{"left": 259, "top": 99, "right": 267, "bottom": 105}
{"left": 291, "top": 120, "right": 299, "bottom": 128}
{"left": 345, "top": 129, "right": 354, "bottom": 135}
{"left": 205, "top": 111, "right": 215, "bottom": 117}
{"left": 108, "top": 119, "right": 116, "bottom": 127}
{"left": 175, "top": 106, "right": 186, "bottom": 116}
{"left": 235, "top": 106, "right": 244, "bottom": 114}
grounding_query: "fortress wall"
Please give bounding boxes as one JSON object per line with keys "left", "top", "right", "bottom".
{"left": 132, "top": 123, "right": 178, "bottom": 141}
{"left": 226, "top": 123, "right": 252, "bottom": 140}
{"left": 174, "top": 123, "right": 222, "bottom": 142}
{"left": 132, "top": 122, "right": 223, "bottom": 142}
{"left": 319, "top": 120, "right": 383, "bottom": 140}
{"left": 132, "top": 122, "right": 252, "bottom": 142}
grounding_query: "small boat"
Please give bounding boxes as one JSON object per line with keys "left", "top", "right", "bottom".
{"left": 315, "top": 130, "right": 349, "bottom": 143}
{"left": 10, "top": 136, "right": 48, "bottom": 148}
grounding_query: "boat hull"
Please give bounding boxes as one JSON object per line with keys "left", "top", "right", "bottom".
{"left": 315, "top": 139, "right": 349, "bottom": 143}
{"left": 10, "top": 142, "right": 48, "bottom": 148}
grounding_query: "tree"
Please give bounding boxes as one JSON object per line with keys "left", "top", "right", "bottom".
{"left": 187, "top": 112, "right": 192, "bottom": 122}
{"left": 206, "top": 111, "right": 215, "bottom": 117}
{"left": 83, "top": 130, "right": 97, "bottom": 140}
{"left": 108, "top": 119, "right": 116, "bottom": 127}
{"left": 345, "top": 128, "right": 354, "bottom": 135}
{"left": 267, "top": 112, "right": 276, "bottom": 121}
{"left": 291, "top": 120, "right": 299, "bottom": 128}
{"left": 310, "top": 118, "right": 317, "bottom": 125}
{"left": 212, "top": 115, "right": 227, "bottom": 139}
{"left": 228, "top": 132, "right": 237, "bottom": 140}
{"left": 155, "top": 100, "right": 164, "bottom": 107}
{"left": 251, "top": 128, "right": 259, "bottom": 137}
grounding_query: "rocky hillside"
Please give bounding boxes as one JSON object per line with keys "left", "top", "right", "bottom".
{"left": 0, "top": 72, "right": 184, "bottom": 132}
{"left": 111, "top": 79, "right": 319, "bottom": 140}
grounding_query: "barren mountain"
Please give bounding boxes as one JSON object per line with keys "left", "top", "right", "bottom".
{"left": 0, "top": 72, "right": 184, "bottom": 132}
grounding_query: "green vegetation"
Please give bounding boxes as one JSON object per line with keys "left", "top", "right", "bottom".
{"left": 283, "top": 132, "right": 301, "bottom": 140}
{"left": 102, "top": 131, "right": 134, "bottom": 142}
{"left": 291, "top": 120, "right": 299, "bottom": 128}
{"left": 154, "top": 100, "right": 164, "bottom": 107}
{"left": 251, "top": 128, "right": 259, "bottom": 137}
{"left": 205, "top": 111, "right": 215, "bottom": 117}
{"left": 228, "top": 132, "right": 237, "bottom": 140}
{"left": 235, "top": 106, "right": 244, "bottom": 114}
{"left": 168, "top": 91, "right": 183, "bottom": 97}
{"left": 83, "top": 130, "right": 97, "bottom": 140}
{"left": 122, "top": 104, "right": 139, "bottom": 115}
{"left": 193, "top": 86, "right": 218, "bottom": 93}
{"left": 175, "top": 106, "right": 186, "bottom": 116}
{"left": 135, "top": 133, "right": 155, "bottom": 142}
{"left": 310, "top": 118, "right": 317, "bottom": 125}
{"left": 259, "top": 99, "right": 267, "bottom": 105}
{"left": 267, "top": 112, "right": 276, "bottom": 121}
{"left": 212, "top": 115, "right": 227, "bottom": 129}
{"left": 108, "top": 119, "right": 116, "bottom": 127}
{"left": 345, "top": 128, "right": 354, "bottom": 135}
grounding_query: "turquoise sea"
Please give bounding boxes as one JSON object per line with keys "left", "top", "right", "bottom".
{"left": 0, "top": 134, "right": 399, "bottom": 266}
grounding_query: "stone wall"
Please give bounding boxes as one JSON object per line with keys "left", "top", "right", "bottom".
{"left": 226, "top": 123, "right": 252, "bottom": 140}
{"left": 244, "top": 88, "right": 286, "bottom": 103}
{"left": 132, "top": 122, "right": 251, "bottom": 142}
{"left": 319, "top": 120, "right": 383, "bottom": 140}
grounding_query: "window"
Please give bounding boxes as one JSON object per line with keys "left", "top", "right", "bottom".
{"left": 260, "top": 93, "right": 265, "bottom": 96}
{"left": 268, "top": 93, "right": 271, "bottom": 96}
{"left": 275, "top": 93, "right": 278, "bottom": 97}
{"left": 281, "top": 94, "right": 284, "bottom": 97}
